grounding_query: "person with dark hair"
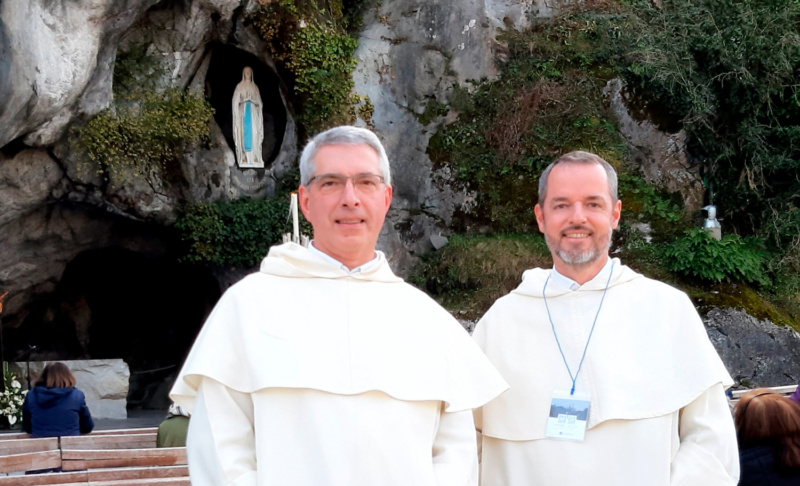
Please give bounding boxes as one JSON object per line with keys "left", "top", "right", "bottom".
{"left": 473, "top": 151, "right": 738, "bottom": 485}
{"left": 172, "top": 126, "right": 508, "bottom": 486}
{"left": 22, "top": 362, "right": 94, "bottom": 438}
{"left": 735, "top": 389, "right": 800, "bottom": 485}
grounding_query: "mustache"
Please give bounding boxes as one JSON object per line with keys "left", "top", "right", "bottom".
{"left": 562, "top": 225, "right": 592, "bottom": 233}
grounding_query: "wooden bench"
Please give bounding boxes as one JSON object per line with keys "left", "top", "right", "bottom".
{"left": 0, "top": 466, "right": 190, "bottom": 485}
{"left": 0, "top": 428, "right": 189, "bottom": 485}
{"left": 59, "top": 433, "right": 156, "bottom": 451}
{"left": 60, "top": 448, "right": 187, "bottom": 472}
{"left": 0, "top": 438, "right": 60, "bottom": 475}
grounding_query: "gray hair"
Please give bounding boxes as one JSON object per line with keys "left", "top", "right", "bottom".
{"left": 299, "top": 126, "right": 392, "bottom": 186}
{"left": 537, "top": 151, "right": 618, "bottom": 205}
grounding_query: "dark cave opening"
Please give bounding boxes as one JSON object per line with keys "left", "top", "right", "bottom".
{"left": 206, "top": 43, "right": 288, "bottom": 168}
{"left": 7, "top": 246, "right": 221, "bottom": 410}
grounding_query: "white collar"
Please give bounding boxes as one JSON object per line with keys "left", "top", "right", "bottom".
{"left": 308, "top": 241, "right": 380, "bottom": 275}
{"left": 551, "top": 257, "right": 613, "bottom": 291}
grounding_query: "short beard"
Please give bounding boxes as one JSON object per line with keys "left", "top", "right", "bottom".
{"left": 556, "top": 247, "right": 600, "bottom": 266}
{"left": 546, "top": 229, "right": 613, "bottom": 268}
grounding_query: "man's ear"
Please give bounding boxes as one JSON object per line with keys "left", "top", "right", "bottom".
{"left": 534, "top": 204, "right": 545, "bottom": 233}
{"left": 382, "top": 185, "right": 393, "bottom": 214}
{"left": 298, "top": 185, "right": 311, "bottom": 221}
{"left": 611, "top": 199, "right": 622, "bottom": 230}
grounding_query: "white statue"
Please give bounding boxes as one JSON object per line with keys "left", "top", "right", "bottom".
{"left": 232, "top": 67, "right": 265, "bottom": 168}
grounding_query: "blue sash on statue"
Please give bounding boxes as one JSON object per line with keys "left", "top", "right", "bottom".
{"left": 243, "top": 101, "right": 253, "bottom": 152}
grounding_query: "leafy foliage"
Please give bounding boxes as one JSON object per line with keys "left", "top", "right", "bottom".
{"left": 251, "top": 0, "right": 360, "bottom": 133}
{"left": 175, "top": 198, "right": 312, "bottom": 267}
{"left": 427, "top": 2, "right": 653, "bottom": 234}
{"left": 416, "top": 1, "right": 799, "bottom": 324}
{"left": 113, "top": 45, "right": 166, "bottom": 99}
{"left": 409, "top": 234, "right": 552, "bottom": 318}
{"left": 661, "top": 228, "right": 768, "bottom": 286}
{"left": 288, "top": 27, "right": 358, "bottom": 129}
{"left": 75, "top": 89, "right": 213, "bottom": 184}
{"left": 74, "top": 46, "right": 213, "bottom": 185}
{"left": 618, "top": 173, "right": 686, "bottom": 237}
{"left": 622, "top": 0, "right": 800, "bottom": 266}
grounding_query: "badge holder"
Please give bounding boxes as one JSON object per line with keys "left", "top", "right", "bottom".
{"left": 544, "top": 389, "right": 591, "bottom": 442}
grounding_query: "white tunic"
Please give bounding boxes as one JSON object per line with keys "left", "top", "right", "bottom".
{"left": 473, "top": 259, "right": 739, "bottom": 485}
{"left": 171, "top": 243, "right": 508, "bottom": 486}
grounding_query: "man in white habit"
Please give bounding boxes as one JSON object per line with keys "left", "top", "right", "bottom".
{"left": 473, "top": 151, "right": 739, "bottom": 485}
{"left": 171, "top": 125, "right": 508, "bottom": 486}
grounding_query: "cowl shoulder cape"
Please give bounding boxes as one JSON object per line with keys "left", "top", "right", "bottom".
{"left": 172, "top": 243, "right": 508, "bottom": 413}
{"left": 474, "top": 258, "right": 732, "bottom": 441}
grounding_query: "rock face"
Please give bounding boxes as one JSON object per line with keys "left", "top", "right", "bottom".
{"left": 605, "top": 78, "right": 706, "bottom": 214}
{"left": 354, "top": 0, "right": 524, "bottom": 269}
{"left": 0, "top": 0, "right": 159, "bottom": 148}
{"left": 705, "top": 307, "right": 800, "bottom": 388}
{"left": 9, "top": 359, "right": 130, "bottom": 420}
{"left": 1, "top": 0, "right": 796, "bottom": 407}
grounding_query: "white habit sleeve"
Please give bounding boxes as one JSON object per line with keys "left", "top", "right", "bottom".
{"left": 472, "top": 406, "right": 483, "bottom": 463}
{"left": 187, "top": 377, "right": 258, "bottom": 486}
{"left": 670, "top": 382, "right": 740, "bottom": 485}
{"left": 432, "top": 405, "right": 479, "bottom": 486}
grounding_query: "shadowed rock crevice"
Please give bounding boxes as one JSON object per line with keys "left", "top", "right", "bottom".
{"left": 4, "top": 240, "right": 220, "bottom": 410}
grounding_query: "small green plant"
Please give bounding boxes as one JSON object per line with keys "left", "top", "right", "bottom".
{"left": 75, "top": 89, "right": 214, "bottom": 184}
{"left": 416, "top": 99, "right": 448, "bottom": 125}
{"left": 113, "top": 45, "right": 166, "bottom": 98}
{"left": 410, "top": 234, "right": 552, "bottom": 317}
{"left": 0, "top": 366, "right": 26, "bottom": 429}
{"left": 287, "top": 26, "right": 358, "bottom": 130}
{"left": 356, "top": 94, "right": 375, "bottom": 128}
{"left": 251, "top": 0, "right": 359, "bottom": 133}
{"left": 661, "top": 228, "right": 768, "bottom": 286}
{"left": 175, "top": 198, "right": 312, "bottom": 267}
{"left": 618, "top": 173, "right": 686, "bottom": 238}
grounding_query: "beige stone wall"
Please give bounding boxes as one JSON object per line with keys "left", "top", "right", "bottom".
{"left": 9, "top": 359, "right": 129, "bottom": 420}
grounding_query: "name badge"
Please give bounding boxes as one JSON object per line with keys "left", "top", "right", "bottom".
{"left": 544, "top": 389, "right": 591, "bottom": 442}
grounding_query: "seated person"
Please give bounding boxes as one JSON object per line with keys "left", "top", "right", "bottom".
{"left": 735, "top": 388, "right": 800, "bottom": 485}
{"left": 156, "top": 403, "right": 190, "bottom": 448}
{"left": 22, "top": 362, "right": 94, "bottom": 438}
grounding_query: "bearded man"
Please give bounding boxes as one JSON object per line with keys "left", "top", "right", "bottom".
{"left": 473, "top": 151, "right": 739, "bottom": 485}
{"left": 171, "top": 126, "right": 508, "bottom": 486}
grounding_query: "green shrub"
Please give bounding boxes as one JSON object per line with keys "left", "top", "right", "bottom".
{"left": 76, "top": 89, "right": 213, "bottom": 184}
{"left": 618, "top": 173, "right": 687, "bottom": 238}
{"left": 251, "top": 0, "right": 359, "bottom": 133}
{"left": 287, "top": 27, "right": 358, "bottom": 130}
{"left": 622, "top": 0, "right": 800, "bottom": 265}
{"left": 661, "top": 228, "right": 768, "bottom": 286}
{"left": 409, "top": 234, "right": 552, "bottom": 316}
{"left": 175, "top": 198, "right": 312, "bottom": 267}
{"left": 113, "top": 45, "right": 166, "bottom": 99}
{"left": 427, "top": 4, "right": 639, "bottom": 233}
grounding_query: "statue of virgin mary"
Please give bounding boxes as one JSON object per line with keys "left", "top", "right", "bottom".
{"left": 232, "top": 67, "right": 265, "bottom": 168}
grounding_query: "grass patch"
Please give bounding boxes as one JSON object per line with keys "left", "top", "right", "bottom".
{"left": 409, "top": 234, "right": 552, "bottom": 319}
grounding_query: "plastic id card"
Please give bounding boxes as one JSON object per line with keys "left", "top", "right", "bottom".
{"left": 544, "top": 389, "right": 591, "bottom": 442}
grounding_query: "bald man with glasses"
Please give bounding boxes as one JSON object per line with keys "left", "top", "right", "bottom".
{"left": 172, "top": 126, "right": 508, "bottom": 486}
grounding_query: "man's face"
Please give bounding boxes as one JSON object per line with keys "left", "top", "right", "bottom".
{"left": 298, "top": 144, "right": 392, "bottom": 268}
{"left": 534, "top": 162, "right": 621, "bottom": 270}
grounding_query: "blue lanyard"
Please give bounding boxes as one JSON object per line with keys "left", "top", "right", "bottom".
{"left": 542, "top": 263, "right": 614, "bottom": 395}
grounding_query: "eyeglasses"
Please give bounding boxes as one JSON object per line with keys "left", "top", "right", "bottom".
{"left": 307, "top": 173, "right": 386, "bottom": 195}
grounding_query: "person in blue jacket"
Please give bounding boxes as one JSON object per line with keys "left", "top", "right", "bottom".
{"left": 22, "top": 362, "right": 94, "bottom": 437}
